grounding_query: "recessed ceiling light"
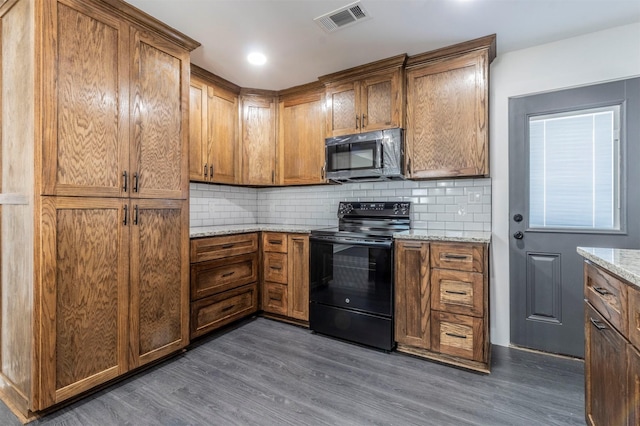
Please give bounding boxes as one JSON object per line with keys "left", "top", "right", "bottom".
{"left": 247, "top": 52, "right": 267, "bottom": 65}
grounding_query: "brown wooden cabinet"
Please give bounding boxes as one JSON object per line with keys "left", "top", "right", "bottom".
{"left": 583, "top": 261, "right": 640, "bottom": 426}
{"left": 0, "top": 0, "right": 198, "bottom": 417}
{"left": 321, "top": 55, "right": 405, "bottom": 138}
{"left": 405, "top": 35, "right": 495, "bottom": 179}
{"left": 189, "top": 234, "right": 259, "bottom": 339}
{"left": 261, "top": 232, "right": 310, "bottom": 322}
{"left": 240, "top": 91, "right": 278, "bottom": 185}
{"left": 189, "top": 66, "right": 240, "bottom": 184}
{"left": 395, "top": 240, "right": 490, "bottom": 373}
{"left": 278, "top": 83, "right": 326, "bottom": 185}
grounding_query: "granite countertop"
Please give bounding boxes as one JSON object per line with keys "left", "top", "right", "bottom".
{"left": 190, "top": 224, "right": 321, "bottom": 238}
{"left": 577, "top": 247, "right": 640, "bottom": 287}
{"left": 393, "top": 229, "right": 491, "bottom": 244}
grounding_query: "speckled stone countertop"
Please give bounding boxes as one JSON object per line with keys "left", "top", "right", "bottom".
{"left": 393, "top": 229, "right": 491, "bottom": 244}
{"left": 190, "top": 224, "right": 321, "bottom": 238}
{"left": 577, "top": 247, "right": 640, "bottom": 287}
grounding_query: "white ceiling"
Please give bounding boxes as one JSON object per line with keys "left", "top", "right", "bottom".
{"left": 126, "top": 0, "right": 640, "bottom": 91}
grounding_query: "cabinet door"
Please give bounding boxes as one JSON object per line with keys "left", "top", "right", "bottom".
{"left": 42, "top": 0, "right": 129, "bottom": 198}
{"left": 241, "top": 95, "right": 276, "bottom": 185}
{"left": 39, "top": 197, "right": 129, "bottom": 409}
{"left": 360, "top": 70, "right": 402, "bottom": 132}
{"left": 129, "top": 199, "right": 189, "bottom": 368}
{"left": 208, "top": 84, "right": 239, "bottom": 184}
{"left": 325, "top": 81, "right": 358, "bottom": 137}
{"left": 406, "top": 50, "right": 489, "bottom": 178}
{"left": 629, "top": 345, "right": 640, "bottom": 426}
{"left": 585, "top": 304, "right": 628, "bottom": 426}
{"left": 189, "top": 78, "right": 207, "bottom": 181}
{"left": 288, "top": 235, "right": 309, "bottom": 321}
{"left": 394, "top": 241, "right": 430, "bottom": 348}
{"left": 279, "top": 91, "right": 326, "bottom": 185}
{"left": 130, "top": 28, "right": 189, "bottom": 199}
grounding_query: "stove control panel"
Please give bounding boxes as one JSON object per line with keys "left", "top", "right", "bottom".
{"left": 338, "top": 202, "right": 411, "bottom": 217}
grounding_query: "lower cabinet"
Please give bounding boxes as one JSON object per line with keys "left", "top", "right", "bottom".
{"left": 394, "top": 240, "right": 490, "bottom": 373}
{"left": 189, "top": 233, "right": 259, "bottom": 339}
{"left": 40, "top": 197, "right": 190, "bottom": 408}
{"left": 261, "top": 232, "right": 309, "bottom": 323}
{"left": 583, "top": 260, "right": 639, "bottom": 426}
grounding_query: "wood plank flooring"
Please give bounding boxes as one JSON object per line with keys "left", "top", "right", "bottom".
{"left": 0, "top": 317, "right": 585, "bottom": 425}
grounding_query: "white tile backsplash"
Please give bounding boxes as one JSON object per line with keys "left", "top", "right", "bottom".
{"left": 190, "top": 178, "right": 492, "bottom": 230}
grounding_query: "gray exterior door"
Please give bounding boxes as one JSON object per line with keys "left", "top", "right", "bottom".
{"left": 509, "top": 78, "right": 640, "bottom": 358}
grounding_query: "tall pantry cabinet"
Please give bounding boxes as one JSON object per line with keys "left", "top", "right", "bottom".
{"left": 0, "top": 0, "right": 199, "bottom": 419}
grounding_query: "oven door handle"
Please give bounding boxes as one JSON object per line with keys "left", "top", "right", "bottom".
{"left": 310, "top": 236, "right": 393, "bottom": 249}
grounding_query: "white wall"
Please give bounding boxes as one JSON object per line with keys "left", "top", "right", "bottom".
{"left": 490, "top": 23, "right": 640, "bottom": 346}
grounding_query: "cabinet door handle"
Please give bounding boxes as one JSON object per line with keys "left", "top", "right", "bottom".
{"left": 222, "top": 271, "right": 235, "bottom": 278}
{"left": 210, "top": 165, "right": 214, "bottom": 179}
{"left": 444, "top": 254, "right": 469, "bottom": 260}
{"left": 407, "top": 157, "right": 412, "bottom": 175}
{"left": 221, "top": 244, "right": 234, "bottom": 249}
{"left": 445, "top": 290, "right": 467, "bottom": 295}
{"left": 270, "top": 265, "right": 282, "bottom": 271}
{"left": 445, "top": 332, "right": 468, "bottom": 339}
{"left": 204, "top": 163, "right": 208, "bottom": 177}
{"left": 593, "top": 286, "right": 610, "bottom": 296}
{"left": 122, "top": 171, "right": 128, "bottom": 192}
{"left": 272, "top": 170, "right": 275, "bottom": 183}
{"left": 133, "top": 205, "right": 139, "bottom": 225}
{"left": 362, "top": 114, "right": 366, "bottom": 128}
{"left": 321, "top": 165, "right": 325, "bottom": 180}
{"left": 133, "top": 172, "right": 139, "bottom": 193}
{"left": 590, "top": 317, "right": 607, "bottom": 331}
{"left": 355, "top": 115, "right": 359, "bottom": 129}
{"left": 123, "top": 204, "right": 128, "bottom": 226}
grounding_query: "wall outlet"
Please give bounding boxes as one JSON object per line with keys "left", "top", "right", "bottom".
{"left": 468, "top": 190, "right": 482, "bottom": 204}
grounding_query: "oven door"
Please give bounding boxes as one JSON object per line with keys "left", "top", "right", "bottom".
{"left": 309, "top": 236, "right": 393, "bottom": 317}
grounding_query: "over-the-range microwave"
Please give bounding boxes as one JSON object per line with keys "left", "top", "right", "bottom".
{"left": 324, "top": 128, "right": 404, "bottom": 183}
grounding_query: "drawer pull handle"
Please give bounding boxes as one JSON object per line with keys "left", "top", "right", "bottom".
{"left": 221, "top": 305, "right": 235, "bottom": 313}
{"left": 444, "top": 254, "right": 469, "bottom": 260}
{"left": 445, "top": 290, "right": 467, "bottom": 295}
{"left": 590, "top": 317, "right": 607, "bottom": 331}
{"left": 270, "top": 266, "right": 282, "bottom": 271}
{"left": 445, "top": 332, "right": 467, "bottom": 339}
{"left": 222, "top": 271, "right": 235, "bottom": 278}
{"left": 271, "top": 295, "right": 282, "bottom": 301}
{"left": 593, "top": 286, "right": 610, "bottom": 296}
{"left": 403, "top": 244, "right": 423, "bottom": 249}
{"left": 269, "top": 240, "right": 283, "bottom": 245}
{"left": 221, "top": 244, "right": 234, "bottom": 249}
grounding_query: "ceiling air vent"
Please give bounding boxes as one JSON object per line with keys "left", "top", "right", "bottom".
{"left": 314, "top": 1, "right": 371, "bottom": 33}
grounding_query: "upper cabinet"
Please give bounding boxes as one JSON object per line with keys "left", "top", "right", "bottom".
{"left": 189, "top": 66, "right": 240, "bottom": 184}
{"left": 321, "top": 54, "right": 406, "bottom": 138}
{"left": 42, "top": 0, "right": 192, "bottom": 199}
{"left": 278, "top": 83, "right": 326, "bottom": 185}
{"left": 405, "top": 35, "right": 496, "bottom": 179}
{"left": 240, "top": 90, "right": 278, "bottom": 185}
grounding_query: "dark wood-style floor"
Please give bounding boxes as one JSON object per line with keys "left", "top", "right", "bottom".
{"left": 0, "top": 317, "right": 585, "bottom": 425}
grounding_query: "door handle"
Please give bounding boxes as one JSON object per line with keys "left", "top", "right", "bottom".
{"left": 513, "top": 231, "right": 524, "bottom": 240}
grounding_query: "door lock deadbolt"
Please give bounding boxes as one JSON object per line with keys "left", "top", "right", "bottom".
{"left": 513, "top": 214, "right": 523, "bottom": 222}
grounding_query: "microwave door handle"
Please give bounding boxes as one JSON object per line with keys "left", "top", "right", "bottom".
{"left": 376, "top": 142, "right": 384, "bottom": 169}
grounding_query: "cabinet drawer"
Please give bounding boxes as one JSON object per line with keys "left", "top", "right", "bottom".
{"left": 264, "top": 252, "right": 288, "bottom": 283}
{"left": 431, "top": 269, "right": 484, "bottom": 317}
{"left": 190, "top": 233, "right": 258, "bottom": 263}
{"left": 585, "top": 262, "right": 628, "bottom": 336}
{"left": 431, "top": 311, "right": 484, "bottom": 362}
{"left": 263, "top": 282, "right": 288, "bottom": 316}
{"left": 430, "top": 243, "right": 484, "bottom": 272}
{"left": 190, "top": 283, "right": 258, "bottom": 339}
{"left": 190, "top": 253, "right": 258, "bottom": 300}
{"left": 262, "top": 232, "right": 287, "bottom": 253}
{"left": 628, "top": 286, "right": 640, "bottom": 349}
